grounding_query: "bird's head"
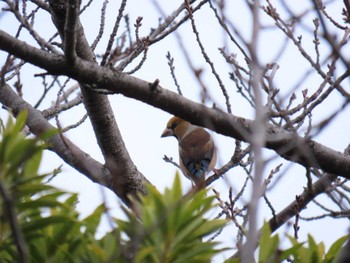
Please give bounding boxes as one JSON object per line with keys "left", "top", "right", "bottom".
{"left": 161, "top": 116, "right": 192, "bottom": 140}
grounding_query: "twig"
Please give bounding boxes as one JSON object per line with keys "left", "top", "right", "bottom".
{"left": 101, "top": 0, "right": 127, "bottom": 66}
{"left": 5, "top": 0, "right": 58, "bottom": 53}
{"left": 305, "top": 168, "right": 313, "bottom": 193}
{"left": 124, "top": 38, "right": 149, "bottom": 74}
{"left": 313, "top": 18, "right": 321, "bottom": 67}
{"left": 166, "top": 51, "right": 182, "bottom": 95}
{"left": 62, "top": 113, "right": 88, "bottom": 132}
{"left": 208, "top": 0, "right": 251, "bottom": 64}
{"left": 162, "top": 155, "right": 180, "bottom": 169}
{"left": 300, "top": 209, "right": 350, "bottom": 221}
{"left": 79, "top": 0, "right": 93, "bottom": 14}
{"left": 90, "top": 0, "right": 109, "bottom": 51}
{"left": 293, "top": 195, "right": 303, "bottom": 240}
{"left": 185, "top": 0, "right": 232, "bottom": 113}
{"left": 230, "top": 172, "right": 338, "bottom": 260}
{"left": 42, "top": 94, "right": 83, "bottom": 119}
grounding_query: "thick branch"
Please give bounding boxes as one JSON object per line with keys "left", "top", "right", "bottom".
{"left": 64, "top": 0, "right": 79, "bottom": 62}
{"left": 0, "top": 29, "right": 349, "bottom": 178}
{"left": 268, "top": 173, "right": 338, "bottom": 232}
{"left": 48, "top": 1, "right": 148, "bottom": 202}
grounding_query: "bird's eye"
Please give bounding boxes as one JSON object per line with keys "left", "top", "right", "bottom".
{"left": 169, "top": 121, "right": 178, "bottom": 130}
{"left": 170, "top": 122, "right": 178, "bottom": 130}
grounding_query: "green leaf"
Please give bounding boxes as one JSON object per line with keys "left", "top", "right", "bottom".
{"left": 135, "top": 246, "right": 157, "bottom": 262}
{"left": 2, "top": 110, "right": 28, "bottom": 138}
{"left": 47, "top": 220, "right": 80, "bottom": 255}
{"left": 28, "top": 238, "right": 47, "bottom": 262}
{"left": 97, "top": 230, "right": 123, "bottom": 261}
{"left": 324, "top": 235, "right": 348, "bottom": 263}
{"left": 18, "top": 198, "right": 66, "bottom": 210}
{"left": 15, "top": 181, "right": 57, "bottom": 198}
{"left": 62, "top": 193, "right": 79, "bottom": 208}
{"left": 22, "top": 149, "right": 42, "bottom": 177}
{"left": 169, "top": 171, "right": 183, "bottom": 200}
{"left": 259, "top": 221, "right": 280, "bottom": 263}
{"left": 22, "top": 216, "right": 75, "bottom": 233}
{"left": 193, "top": 219, "right": 227, "bottom": 238}
{"left": 82, "top": 204, "right": 105, "bottom": 235}
{"left": 279, "top": 242, "right": 304, "bottom": 262}
{"left": 172, "top": 242, "right": 222, "bottom": 263}
{"left": 307, "top": 234, "right": 324, "bottom": 263}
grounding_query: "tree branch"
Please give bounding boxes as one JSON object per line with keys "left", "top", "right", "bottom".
{"left": 230, "top": 172, "right": 338, "bottom": 260}
{"left": 48, "top": 1, "right": 149, "bottom": 204}
{"left": 0, "top": 29, "right": 349, "bottom": 178}
{"left": 64, "top": 0, "right": 79, "bottom": 62}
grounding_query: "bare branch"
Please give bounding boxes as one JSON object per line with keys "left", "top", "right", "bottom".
{"left": 166, "top": 51, "right": 183, "bottom": 95}
{"left": 64, "top": 0, "right": 79, "bottom": 62}
{"left": 4, "top": 0, "right": 58, "bottom": 53}
{"left": 90, "top": 0, "right": 109, "bottom": 51}
{"left": 231, "top": 172, "right": 338, "bottom": 260}
{"left": 1, "top": 30, "right": 350, "bottom": 178}
{"left": 100, "top": 0, "right": 127, "bottom": 66}
{"left": 185, "top": 0, "right": 232, "bottom": 113}
{"left": 48, "top": 2, "right": 149, "bottom": 207}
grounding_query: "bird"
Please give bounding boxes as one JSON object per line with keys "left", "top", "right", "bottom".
{"left": 161, "top": 116, "right": 217, "bottom": 188}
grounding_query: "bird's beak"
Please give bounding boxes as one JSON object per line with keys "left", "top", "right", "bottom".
{"left": 161, "top": 128, "right": 173, "bottom": 138}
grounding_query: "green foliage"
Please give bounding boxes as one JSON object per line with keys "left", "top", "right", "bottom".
{"left": 256, "top": 222, "right": 347, "bottom": 263}
{"left": 117, "top": 173, "right": 228, "bottom": 263}
{"left": 0, "top": 113, "right": 124, "bottom": 262}
{"left": 0, "top": 113, "right": 227, "bottom": 262}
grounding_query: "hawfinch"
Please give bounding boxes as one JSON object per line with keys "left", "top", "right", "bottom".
{"left": 161, "top": 116, "right": 217, "bottom": 188}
